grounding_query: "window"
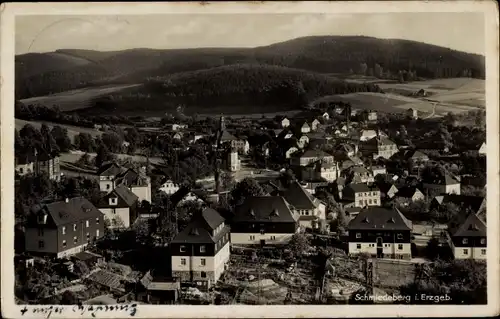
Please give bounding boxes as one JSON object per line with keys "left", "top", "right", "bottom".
{"left": 181, "top": 258, "right": 186, "bottom": 265}
{"left": 62, "top": 226, "right": 66, "bottom": 235}
{"left": 260, "top": 229, "right": 265, "bottom": 235}
{"left": 73, "top": 224, "right": 77, "bottom": 231}
{"left": 201, "top": 271, "right": 207, "bottom": 278}
{"left": 480, "top": 238, "right": 486, "bottom": 245}
{"left": 86, "top": 220, "right": 89, "bottom": 228}
{"left": 96, "top": 218, "right": 99, "bottom": 225}
{"left": 201, "top": 259, "right": 206, "bottom": 266}
{"left": 38, "top": 228, "right": 44, "bottom": 236}
{"left": 368, "top": 199, "right": 372, "bottom": 205}
{"left": 106, "top": 184, "right": 110, "bottom": 190}
{"left": 463, "top": 249, "right": 469, "bottom": 255}
{"left": 38, "top": 240, "right": 44, "bottom": 249}
{"left": 270, "top": 236, "right": 276, "bottom": 240}
{"left": 374, "top": 199, "right": 378, "bottom": 205}
{"left": 62, "top": 240, "right": 67, "bottom": 248}
{"left": 359, "top": 200, "right": 363, "bottom": 206}
{"left": 305, "top": 210, "right": 309, "bottom": 215}
{"left": 462, "top": 238, "right": 468, "bottom": 245}
{"left": 110, "top": 197, "right": 117, "bottom": 205}
{"left": 200, "top": 245, "right": 206, "bottom": 253}
{"left": 74, "top": 236, "right": 78, "bottom": 244}
{"left": 398, "top": 244, "right": 403, "bottom": 250}
{"left": 250, "top": 235, "right": 255, "bottom": 240}
{"left": 96, "top": 229, "right": 100, "bottom": 237}
{"left": 86, "top": 233, "right": 90, "bottom": 240}
{"left": 356, "top": 233, "right": 362, "bottom": 239}
{"left": 180, "top": 245, "right": 186, "bottom": 252}
{"left": 481, "top": 249, "right": 486, "bottom": 255}
{"left": 397, "top": 233, "right": 403, "bottom": 240}
{"left": 356, "top": 244, "right": 361, "bottom": 249}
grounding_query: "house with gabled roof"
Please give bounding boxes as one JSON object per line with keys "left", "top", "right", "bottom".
{"left": 341, "top": 183, "right": 381, "bottom": 208}
{"left": 25, "top": 197, "right": 105, "bottom": 258}
{"left": 170, "top": 208, "right": 230, "bottom": 290}
{"left": 430, "top": 194, "right": 484, "bottom": 215}
{"left": 347, "top": 207, "right": 413, "bottom": 260}
{"left": 115, "top": 168, "right": 152, "bottom": 203}
{"left": 447, "top": 213, "right": 486, "bottom": 260}
{"left": 98, "top": 162, "right": 125, "bottom": 193}
{"left": 158, "top": 178, "right": 180, "bottom": 195}
{"left": 360, "top": 136, "right": 398, "bottom": 160}
{"left": 291, "top": 149, "right": 335, "bottom": 167}
{"left": 96, "top": 185, "right": 139, "bottom": 228}
{"left": 344, "top": 165, "right": 375, "bottom": 184}
{"left": 422, "top": 169, "right": 461, "bottom": 195}
{"left": 136, "top": 271, "right": 180, "bottom": 304}
{"left": 283, "top": 181, "right": 326, "bottom": 230}
{"left": 231, "top": 196, "right": 300, "bottom": 245}
{"left": 392, "top": 186, "right": 425, "bottom": 204}
{"left": 478, "top": 142, "right": 486, "bottom": 156}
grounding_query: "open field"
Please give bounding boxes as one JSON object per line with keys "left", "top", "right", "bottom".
{"left": 15, "top": 119, "right": 102, "bottom": 142}
{"left": 313, "top": 78, "right": 484, "bottom": 117}
{"left": 19, "top": 84, "right": 142, "bottom": 111}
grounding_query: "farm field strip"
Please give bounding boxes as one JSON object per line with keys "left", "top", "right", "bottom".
{"left": 15, "top": 119, "right": 102, "bottom": 141}
{"left": 19, "top": 84, "right": 143, "bottom": 111}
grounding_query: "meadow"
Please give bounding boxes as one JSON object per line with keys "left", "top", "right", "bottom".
{"left": 19, "top": 83, "right": 142, "bottom": 111}
{"left": 15, "top": 118, "right": 102, "bottom": 142}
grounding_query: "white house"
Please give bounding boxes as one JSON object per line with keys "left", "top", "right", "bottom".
{"left": 347, "top": 207, "right": 413, "bottom": 260}
{"left": 170, "top": 208, "right": 231, "bottom": 290}
{"left": 231, "top": 196, "right": 300, "bottom": 245}
{"left": 96, "top": 185, "right": 139, "bottom": 229}
{"left": 283, "top": 181, "right": 327, "bottom": 230}
{"left": 159, "top": 179, "right": 180, "bottom": 195}
{"left": 447, "top": 213, "right": 486, "bottom": 260}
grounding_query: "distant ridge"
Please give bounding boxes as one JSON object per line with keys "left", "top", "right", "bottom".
{"left": 16, "top": 35, "right": 485, "bottom": 99}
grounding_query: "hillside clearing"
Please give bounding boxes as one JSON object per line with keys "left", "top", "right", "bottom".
{"left": 19, "top": 84, "right": 143, "bottom": 111}
{"left": 15, "top": 119, "right": 102, "bottom": 141}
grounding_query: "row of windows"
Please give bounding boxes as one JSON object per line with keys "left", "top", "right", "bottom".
{"left": 249, "top": 235, "right": 276, "bottom": 240}
{"left": 38, "top": 230, "right": 100, "bottom": 249}
{"left": 462, "top": 248, "right": 486, "bottom": 255}
{"left": 462, "top": 238, "right": 486, "bottom": 245}
{"left": 356, "top": 243, "right": 404, "bottom": 250}
{"left": 358, "top": 192, "right": 378, "bottom": 197}
{"left": 298, "top": 209, "right": 311, "bottom": 216}
{"left": 358, "top": 199, "right": 378, "bottom": 206}
{"left": 356, "top": 233, "right": 404, "bottom": 239}
{"left": 38, "top": 218, "right": 100, "bottom": 237}
{"left": 61, "top": 218, "right": 99, "bottom": 235}
{"left": 179, "top": 233, "right": 229, "bottom": 253}
{"left": 180, "top": 258, "right": 206, "bottom": 267}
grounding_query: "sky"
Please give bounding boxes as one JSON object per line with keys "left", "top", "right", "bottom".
{"left": 16, "top": 13, "right": 485, "bottom": 55}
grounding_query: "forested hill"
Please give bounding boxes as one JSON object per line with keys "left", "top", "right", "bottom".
{"left": 16, "top": 36, "right": 485, "bottom": 99}
{"left": 86, "top": 64, "right": 382, "bottom": 114}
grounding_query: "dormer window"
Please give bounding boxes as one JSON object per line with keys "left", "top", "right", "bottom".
{"left": 362, "top": 217, "right": 369, "bottom": 223}
{"left": 62, "top": 226, "right": 66, "bottom": 235}
{"left": 462, "top": 238, "right": 468, "bottom": 245}
{"left": 73, "top": 224, "right": 77, "bottom": 231}
{"left": 109, "top": 197, "right": 118, "bottom": 205}
{"left": 387, "top": 218, "right": 395, "bottom": 224}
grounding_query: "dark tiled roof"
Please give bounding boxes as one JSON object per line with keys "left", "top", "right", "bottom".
{"left": 449, "top": 213, "right": 486, "bottom": 237}
{"left": 432, "top": 195, "right": 485, "bottom": 213}
{"left": 395, "top": 186, "right": 423, "bottom": 199}
{"left": 348, "top": 207, "right": 412, "bottom": 231}
{"left": 283, "top": 181, "right": 320, "bottom": 210}
{"left": 219, "top": 130, "right": 238, "bottom": 142}
{"left": 30, "top": 197, "right": 103, "bottom": 227}
{"left": 97, "top": 185, "right": 138, "bottom": 208}
{"left": 97, "top": 162, "right": 124, "bottom": 176}
{"left": 299, "top": 149, "right": 333, "bottom": 159}
{"left": 233, "top": 196, "right": 298, "bottom": 223}
{"left": 116, "top": 168, "right": 149, "bottom": 187}
{"left": 345, "top": 183, "right": 380, "bottom": 193}
{"left": 171, "top": 208, "right": 226, "bottom": 244}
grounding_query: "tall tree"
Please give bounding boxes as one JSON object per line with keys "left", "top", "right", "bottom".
{"left": 229, "top": 178, "right": 266, "bottom": 208}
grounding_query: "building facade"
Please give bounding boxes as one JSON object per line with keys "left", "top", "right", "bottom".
{"left": 447, "top": 213, "right": 487, "bottom": 260}
{"left": 25, "top": 197, "right": 105, "bottom": 258}
{"left": 170, "top": 208, "right": 230, "bottom": 290}
{"left": 231, "top": 196, "right": 300, "bottom": 245}
{"left": 347, "top": 207, "right": 413, "bottom": 260}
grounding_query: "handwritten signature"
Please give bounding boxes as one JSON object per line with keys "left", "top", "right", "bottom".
{"left": 20, "top": 304, "right": 137, "bottom": 318}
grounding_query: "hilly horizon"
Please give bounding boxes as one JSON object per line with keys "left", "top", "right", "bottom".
{"left": 15, "top": 35, "right": 486, "bottom": 116}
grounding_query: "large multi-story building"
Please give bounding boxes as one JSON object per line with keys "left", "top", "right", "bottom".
{"left": 96, "top": 185, "right": 139, "bottom": 228}
{"left": 231, "top": 196, "right": 300, "bottom": 245}
{"left": 170, "top": 208, "right": 230, "bottom": 290}
{"left": 360, "top": 137, "right": 398, "bottom": 160}
{"left": 347, "top": 207, "right": 413, "bottom": 260}
{"left": 341, "top": 183, "right": 381, "bottom": 208}
{"left": 97, "top": 163, "right": 152, "bottom": 203}
{"left": 25, "top": 197, "right": 105, "bottom": 258}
